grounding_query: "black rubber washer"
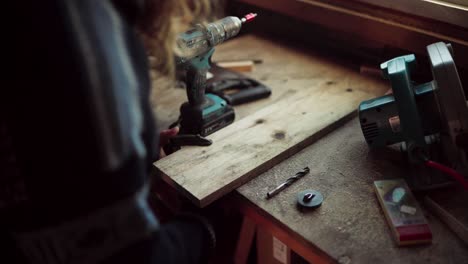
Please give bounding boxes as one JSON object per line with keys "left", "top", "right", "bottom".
{"left": 297, "top": 190, "right": 323, "bottom": 208}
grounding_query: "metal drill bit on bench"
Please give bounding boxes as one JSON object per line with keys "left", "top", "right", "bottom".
{"left": 266, "top": 167, "right": 310, "bottom": 199}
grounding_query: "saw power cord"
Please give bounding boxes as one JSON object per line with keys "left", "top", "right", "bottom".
{"left": 425, "top": 160, "right": 468, "bottom": 190}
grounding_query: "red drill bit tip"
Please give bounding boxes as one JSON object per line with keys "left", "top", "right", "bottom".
{"left": 241, "top": 13, "right": 257, "bottom": 23}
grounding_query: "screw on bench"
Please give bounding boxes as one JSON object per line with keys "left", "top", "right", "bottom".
{"left": 303, "top": 193, "right": 316, "bottom": 202}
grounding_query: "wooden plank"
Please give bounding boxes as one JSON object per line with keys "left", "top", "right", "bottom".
{"left": 155, "top": 82, "right": 385, "bottom": 207}
{"left": 154, "top": 35, "right": 388, "bottom": 207}
{"left": 216, "top": 60, "right": 255, "bottom": 72}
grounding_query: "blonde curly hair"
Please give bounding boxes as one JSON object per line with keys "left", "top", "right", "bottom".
{"left": 138, "top": 0, "right": 213, "bottom": 76}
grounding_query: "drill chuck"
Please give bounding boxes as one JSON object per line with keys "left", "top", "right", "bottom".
{"left": 176, "top": 14, "right": 257, "bottom": 64}
{"left": 206, "top": 16, "right": 242, "bottom": 46}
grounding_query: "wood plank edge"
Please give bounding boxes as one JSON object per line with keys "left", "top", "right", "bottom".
{"left": 155, "top": 166, "right": 204, "bottom": 207}
{"left": 199, "top": 110, "right": 359, "bottom": 207}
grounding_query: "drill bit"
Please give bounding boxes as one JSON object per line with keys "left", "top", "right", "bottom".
{"left": 241, "top": 13, "right": 257, "bottom": 24}
{"left": 266, "top": 167, "right": 310, "bottom": 199}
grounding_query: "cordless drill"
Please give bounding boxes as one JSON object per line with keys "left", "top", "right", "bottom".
{"left": 174, "top": 13, "right": 257, "bottom": 137}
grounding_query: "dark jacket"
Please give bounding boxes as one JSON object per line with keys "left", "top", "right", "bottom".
{"left": 1, "top": 1, "right": 211, "bottom": 263}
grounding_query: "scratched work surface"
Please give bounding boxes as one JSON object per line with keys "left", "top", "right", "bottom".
{"left": 154, "top": 34, "right": 389, "bottom": 207}
{"left": 238, "top": 118, "right": 468, "bottom": 263}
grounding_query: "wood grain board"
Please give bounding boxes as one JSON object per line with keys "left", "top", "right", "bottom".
{"left": 154, "top": 35, "right": 388, "bottom": 207}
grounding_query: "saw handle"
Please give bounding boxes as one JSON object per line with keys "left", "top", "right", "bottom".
{"left": 381, "top": 55, "right": 427, "bottom": 162}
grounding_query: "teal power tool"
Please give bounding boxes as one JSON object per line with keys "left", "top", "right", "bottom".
{"left": 171, "top": 14, "right": 257, "bottom": 140}
{"left": 358, "top": 42, "right": 468, "bottom": 188}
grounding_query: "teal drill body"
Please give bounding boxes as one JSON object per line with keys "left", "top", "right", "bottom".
{"left": 175, "top": 14, "right": 256, "bottom": 136}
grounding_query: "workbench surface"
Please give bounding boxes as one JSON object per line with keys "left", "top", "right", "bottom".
{"left": 237, "top": 117, "right": 468, "bottom": 263}
{"left": 151, "top": 34, "right": 468, "bottom": 263}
